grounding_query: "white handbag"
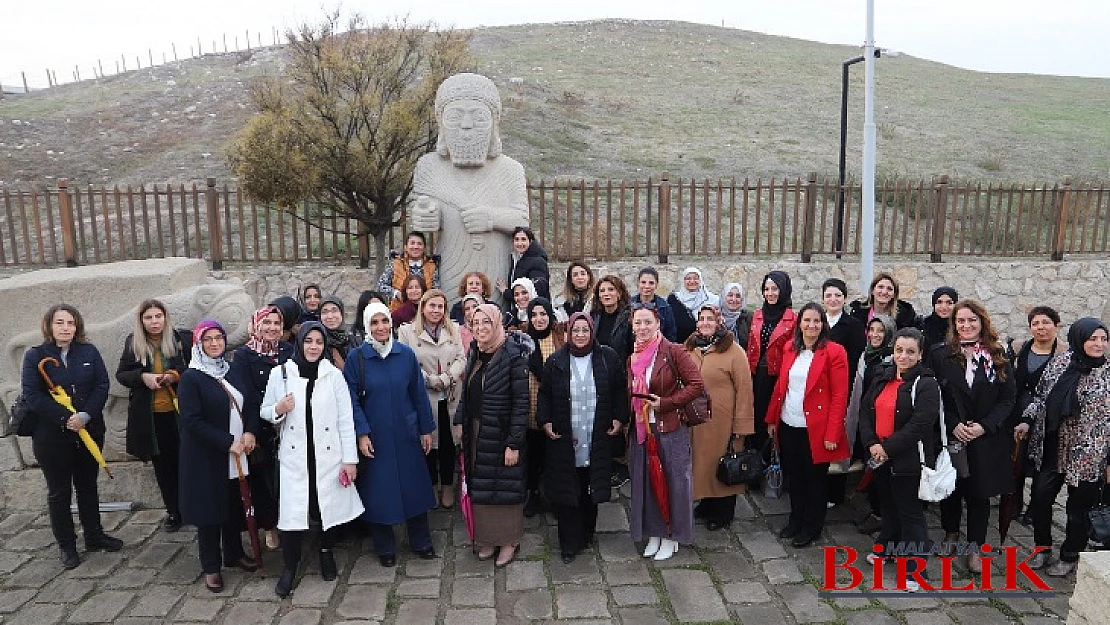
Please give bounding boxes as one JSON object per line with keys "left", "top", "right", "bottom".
{"left": 913, "top": 378, "right": 957, "bottom": 502}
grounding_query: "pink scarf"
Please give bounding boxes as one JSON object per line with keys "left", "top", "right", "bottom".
{"left": 630, "top": 331, "right": 662, "bottom": 444}
{"left": 245, "top": 306, "right": 281, "bottom": 359}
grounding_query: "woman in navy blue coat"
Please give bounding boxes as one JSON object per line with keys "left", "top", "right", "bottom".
{"left": 344, "top": 302, "right": 437, "bottom": 567}
{"left": 177, "top": 320, "right": 259, "bottom": 593}
{"left": 21, "top": 304, "right": 119, "bottom": 570}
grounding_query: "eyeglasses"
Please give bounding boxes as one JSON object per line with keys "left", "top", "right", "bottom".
{"left": 200, "top": 335, "right": 225, "bottom": 344}
{"left": 570, "top": 327, "right": 592, "bottom": 335}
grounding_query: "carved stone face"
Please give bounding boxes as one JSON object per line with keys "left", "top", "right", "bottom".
{"left": 441, "top": 99, "right": 494, "bottom": 166}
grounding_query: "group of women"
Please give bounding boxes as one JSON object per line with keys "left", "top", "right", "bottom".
{"left": 19, "top": 251, "right": 1110, "bottom": 597}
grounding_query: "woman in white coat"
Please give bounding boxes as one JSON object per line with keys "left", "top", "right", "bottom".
{"left": 261, "top": 322, "right": 363, "bottom": 598}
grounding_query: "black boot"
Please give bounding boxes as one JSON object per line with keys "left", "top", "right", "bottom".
{"left": 319, "top": 550, "right": 337, "bottom": 581}
{"left": 60, "top": 546, "right": 81, "bottom": 570}
{"left": 523, "top": 491, "right": 541, "bottom": 518}
{"left": 275, "top": 566, "right": 297, "bottom": 598}
{"left": 85, "top": 533, "right": 123, "bottom": 552}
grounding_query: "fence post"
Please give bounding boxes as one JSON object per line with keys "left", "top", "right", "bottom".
{"left": 930, "top": 175, "right": 949, "bottom": 263}
{"left": 57, "top": 179, "right": 79, "bottom": 267}
{"left": 205, "top": 178, "right": 224, "bottom": 270}
{"left": 357, "top": 221, "right": 370, "bottom": 269}
{"left": 1050, "top": 176, "right": 1072, "bottom": 261}
{"left": 658, "top": 172, "right": 671, "bottom": 265}
{"left": 801, "top": 172, "right": 818, "bottom": 263}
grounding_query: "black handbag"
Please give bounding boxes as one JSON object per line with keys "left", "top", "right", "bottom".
{"left": 8, "top": 394, "right": 38, "bottom": 437}
{"left": 1089, "top": 485, "right": 1110, "bottom": 543}
{"left": 716, "top": 437, "right": 764, "bottom": 486}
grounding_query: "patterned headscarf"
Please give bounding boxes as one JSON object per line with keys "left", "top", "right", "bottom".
{"left": 245, "top": 306, "right": 282, "bottom": 358}
{"left": 190, "top": 319, "right": 229, "bottom": 379}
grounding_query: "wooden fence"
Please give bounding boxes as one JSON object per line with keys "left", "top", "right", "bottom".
{"left": 0, "top": 175, "right": 1106, "bottom": 269}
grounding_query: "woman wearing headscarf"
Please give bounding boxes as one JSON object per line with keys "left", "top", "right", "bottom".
{"left": 269, "top": 296, "right": 301, "bottom": 343}
{"left": 318, "top": 296, "right": 355, "bottom": 369}
{"left": 917, "top": 287, "right": 959, "bottom": 350}
{"left": 560, "top": 262, "right": 596, "bottom": 318}
{"left": 22, "top": 304, "right": 118, "bottom": 570}
{"left": 397, "top": 289, "right": 467, "bottom": 510}
{"left": 686, "top": 304, "right": 754, "bottom": 531}
{"left": 523, "top": 297, "right": 567, "bottom": 517}
{"left": 628, "top": 302, "right": 705, "bottom": 561}
{"left": 537, "top": 313, "right": 627, "bottom": 563}
{"left": 1016, "top": 318, "right": 1110, "bottom": 577}
{"left": 667, "top": 267, "right": 718, "bottom": 345}
{"left": 451, "top": 304, "right": 533, "bottom": 567}
{"left": 261, "top": 322, "right": 363, "bottom": 597}
{"left": 177, "top": 320, "right": 258, "bottom": 593}
{"left": 929, "top": 299, "right": 1016, "bottom": 574}
{"left": 505, "top": 277, "right": 538, "bottom": 331}
{"left": 345, "top": 303, "right": 438, "bottom": 567}
{"left": 297, "top": 283, "right": 323, "bottom": 327}
{"left": 719, "top": 283, "right": 752, "bottom": 349}
{"left": 845, "top": 315, "right": 897, "bottom": 534}
{"left": 747, "top": 271, "right": 796, "bottom": 472}
{"left": 118, "top": 299, "right": 192, "bottom": 533}
{"left": 352, "top": 291, "right": 388, "bottom": 346}
{"left": 822, "top": 278, "right": 866, "bottom": 506}
{"left": 229, "top": 306, "right": 292, "bottom": 550}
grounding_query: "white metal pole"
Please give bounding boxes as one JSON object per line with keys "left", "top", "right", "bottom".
{"left": 860, "top": 0, "right": 876, "bottom": 296}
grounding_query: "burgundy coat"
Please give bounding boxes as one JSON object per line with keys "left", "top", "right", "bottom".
{"left": 765, "top": 340, "right": 851, "bottom": 464}
{"left": 747, "top": 308, "right": 797, "bottom": 376}
{"left": 626, "top": 338, "right": 705, "bottom": 434}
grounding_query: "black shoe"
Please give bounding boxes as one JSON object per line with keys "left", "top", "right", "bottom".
{"left": 778, "top": 525, "right": 801, "bottom": 539}
{"left": 60, "top": 547, "right": 81, "bottom": 570}
{"left": 319, "top": 551, "right": 337, "bottom": 581}
{"left": 1020, "top": 510, "right": 1034, "bottom": 526}
{"left": 85, "top": 533, "right": 123, "bottom": 552}
{"left": 706, "top": 520, "right": 731, "bottom": 532}
{"left": 523, "top": 491, "right": 541, "bottom": 518}
{"left": 561, "top": 551, "right": 576, "bottom": 564}
{"left": 610, "top": 465, "right": 630, "bottom": 488}
{"left": 414, "top": 546, "right": 436, "bottom": 560}
{"left": 275, "top": 566, "right": 297, "bottom": 598}
{"left": 857, "top": 514, "right": 883, "bottom": 535}
{"left": 379, "top": 554, "right": 396, "bottom": 568}
{"left": 163, "top": 513, "right": 183, "bottom": 533}
{"left": 792, "top": 531, "right": 820, "bottom": 548}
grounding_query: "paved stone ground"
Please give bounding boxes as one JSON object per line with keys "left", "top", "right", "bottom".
{"left": 0, "top": 482, "right": 1075, "bottom": 624}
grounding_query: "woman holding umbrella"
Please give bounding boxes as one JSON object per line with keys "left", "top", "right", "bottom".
{"left": 21, "top": 304, "right": 120, "bottom": 570}
{"left": 628, "top": 301, "right": 705, "bottom": 561}
{"left": 177, "top": 320, "right": 259, "bottom": 593}
{"left": 537, "top": 313, "right": 626, "bottom": 563}
{"left": 117, "top": 299, "right": 192, "bottom": 533}
{"left": 261, "top": 322, "right": 363, "bottom": 597}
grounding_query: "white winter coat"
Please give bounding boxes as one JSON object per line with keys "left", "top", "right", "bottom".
{"left": 260, "top": 359, "right": 364, "bottom": 531}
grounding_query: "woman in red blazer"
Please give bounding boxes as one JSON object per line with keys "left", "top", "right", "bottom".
{"left": 766, "top": 302, "right": 850, "bottom": 547}
{"left": 747, "top": 271, "right": 797, "bottom": 475}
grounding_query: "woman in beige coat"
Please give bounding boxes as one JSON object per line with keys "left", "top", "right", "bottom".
{"left": 686, "top": 303, "right": 755, "bottom": 530}
{"left": 397, "top": 289, "right": 467, "bottom": 509}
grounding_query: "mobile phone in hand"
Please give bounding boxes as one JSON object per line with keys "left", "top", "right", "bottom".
{"left": 339, "top": 471, "right": 352, "bottom": 487}
{"left": 631, "top": 392, "right": 654, "bottom": 400}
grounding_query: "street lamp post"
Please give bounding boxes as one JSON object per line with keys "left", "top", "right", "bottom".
{"left": 834, "top": 48, "right": 883, "bottom": 260}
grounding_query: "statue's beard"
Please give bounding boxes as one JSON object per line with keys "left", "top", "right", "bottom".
{"left": 447, "top": 133, "right": 490, "bottom": 166}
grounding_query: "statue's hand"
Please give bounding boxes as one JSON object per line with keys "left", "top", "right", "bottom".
{"left": 460, "top": 205, "right": 494, "bottom": 233}
{"left": 410, "top": 195, "right": 441, "bottom": 232}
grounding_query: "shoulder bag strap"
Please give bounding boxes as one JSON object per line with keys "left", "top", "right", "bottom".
{"left": 218, "top": 379, "right": 244, "bottom": 426}
{"left": 914, "top": 377, "right": 948, "bottom": 465}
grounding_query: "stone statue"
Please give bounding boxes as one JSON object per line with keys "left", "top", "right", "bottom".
{"left": 410, "top": 73, "right": 530, "bottom": 307}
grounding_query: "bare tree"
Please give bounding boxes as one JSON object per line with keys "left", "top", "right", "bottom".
{"left": 229, "top": 13, "right": 473, "bottom": 271}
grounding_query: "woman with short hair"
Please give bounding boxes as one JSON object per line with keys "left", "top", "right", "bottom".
{"left": 450, "top": 271, "right": 493, "bottom": 324}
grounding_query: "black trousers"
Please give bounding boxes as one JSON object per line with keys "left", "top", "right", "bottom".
{"left": 526, "top": 428, "right": 546, "bottom": 492}
{"left": 282, "top": 527, "right": 339, "bottom": 570}
{"left": 196, "top": 480, "right": 246, "bottom": 574}
{"left": 554, "top": 467, "right": 598, "bottom": 555}
{"left": 368, "top": 513, "right": 433, "bottom": 556}
{"left": 149, "top": 410, "right": 180, "bottom": 515}
{"left": 779, "top": 423, "right": 830, "bottom": 537}
{"left": 874, "top": 466, "right": 929, "bottom": 576}
{"left": 33, "top": 437, "right": 104, "bottom": 550}
{"left": 249, "top": 422, "right": 279, "bottom": 530}
{"left": 425, "top": 400, "right": 456, "bottom": 487}
{"left": 939, "top": 477, "right": 990, "bottom": 545}
{"left": 827, "top": 473, "right": 847, "bottom": 506}
{"left": 1030, "top": 470, "right": 1103, "bottom": 563}
{"left": 698, "top": 496, "right": 737, "bottom": 525}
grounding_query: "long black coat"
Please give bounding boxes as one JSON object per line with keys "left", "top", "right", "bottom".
{"left": 117, "top": 330, "right": 191, "bottom": 459}
{"left": 850, "top": 299, "right": 918, "bottom": 330}
{"left": 536, "top": 344, "right": 628, "bottom": 507}
{"left": 504, "top": 240, "right": 551, "bottom": 300}
{"left": 929, "top": 344, "right": 1017, "bottom": 498}
{"left": 177, "top": 367, "right": 255, "bottom": 527}
{"left": 858, "top": 364, "right": 940, "bottom": 477}
{"left": 828, "top": 314, "right": 866, "bottom": 385}
{"left": 592, "top": 307, "right": 633, "bottom": 364}
{"left": 454, "top": 331, "right": 531, "bottom": 505}
{"left": 21, "top": 342, "right": 109, "bottom": 445}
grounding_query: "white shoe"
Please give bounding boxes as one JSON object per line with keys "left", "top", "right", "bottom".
{"left": 865, "top": 553, "right": 883, "bottom": 565}
{"left": 653, "top": 539, "right": 678, "bottom": 561}
{"left": 905, "top": 580, "right": 920, "bottom": 593}
{"left": 642, "top": 537, "right": 661, "bottom": 558}
{"left": 826, "top": 502, "right": 837, "bottom": 509}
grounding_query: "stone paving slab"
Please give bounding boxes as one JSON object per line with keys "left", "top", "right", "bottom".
{"left": 660, "top": 568, "right": 728, "bottom": 622}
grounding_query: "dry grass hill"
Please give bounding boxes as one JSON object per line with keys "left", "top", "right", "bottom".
{"left": 1, "top": 19, "right": 1107, "bottom": 188}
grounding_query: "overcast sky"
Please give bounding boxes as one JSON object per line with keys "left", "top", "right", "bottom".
{"left": 2, "top": 0, "right": 1108, "bottom": 90}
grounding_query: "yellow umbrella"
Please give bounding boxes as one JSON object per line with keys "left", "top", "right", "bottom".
{"left": 38, "top": 358, "right": 113, "bottom": 479}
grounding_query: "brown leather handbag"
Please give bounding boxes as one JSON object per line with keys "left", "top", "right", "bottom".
{"left": 665, "top": 348, "right": 712, "bottom": 427}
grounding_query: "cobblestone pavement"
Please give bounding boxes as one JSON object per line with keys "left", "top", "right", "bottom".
{"left": 0, "top": 484, "right": 1074, "bottom": 624}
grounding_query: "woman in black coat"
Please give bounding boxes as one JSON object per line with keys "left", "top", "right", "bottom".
{"left": 228, "top": 305, "right": 293, "bottom": 549}
{"left": 451, "top": 304, "right": 532, "bottom": 567}
{"left": 859, "top": 329, "right": 940, "bottom": 587}
{"left": 849, "top": 272, "right": 918, "bottom": 330}
{"left": 497, "top": 226, "right": 550, "bottom": 302}
{"left": 21, "top": 304, "right": 119, "bottom": 570}
{"left": 117, "top": 299, "right": 191, "bottom": 533}
{"left": 537, "top": 313, "right": 627, "bottom": 564}
{"left": 929, "top": 299, "right": 1016, "bottom": 574}
{"left": 177, "top": 320, "right": 259, "bottom": 593}
{"left": 822, "top": 278, "right": 867, "bottom": 504}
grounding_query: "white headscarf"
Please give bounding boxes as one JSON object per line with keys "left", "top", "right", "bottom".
{"left": 510, "top": 277, "right": 538, "bottom": 322}
{"left": 675, "top": 267, "right": 717, "bottom": 314}
{"left": 362, "top": 302, "right": 394, "bottom": 358}
{"left": 719, "top": 282, "right": 746, "bottom": 330}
